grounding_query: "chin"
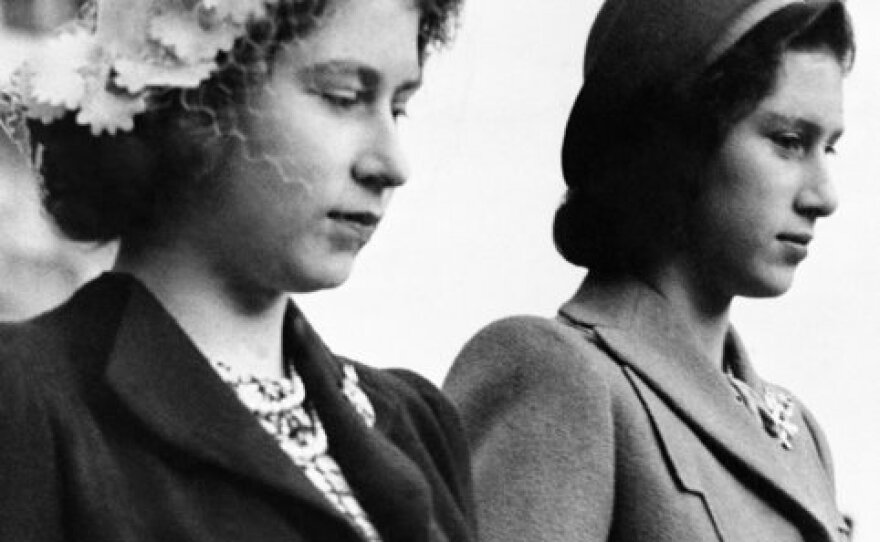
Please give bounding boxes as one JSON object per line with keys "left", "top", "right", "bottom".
{"left": 736, "top": 269, "right": 796, "bottom": 299}
{"left": 285, "top": 260, "right": 356, "bottom": 293}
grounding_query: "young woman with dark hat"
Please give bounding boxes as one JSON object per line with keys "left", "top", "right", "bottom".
{"left": 445, "top": 0, "right": 855, "bottom": 540}
{"left": 0, "top": 1, "right": 475, "bottom": 541}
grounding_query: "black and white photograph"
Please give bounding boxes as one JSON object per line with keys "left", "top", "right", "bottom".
{"left": 1, "top": 0, "right": 877, "bottom": 540}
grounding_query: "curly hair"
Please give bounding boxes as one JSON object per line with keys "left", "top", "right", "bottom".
{"left": 33, "top": 0, "right": 462, "bottom": 243}
{"left": 552, "top": 3, "right": 854, "bottom": 275}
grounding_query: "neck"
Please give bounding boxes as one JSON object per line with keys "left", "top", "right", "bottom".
{"left": 114, "top": 240, "right": 288, "bottom": 379}
{"left": 644, "top": 260, "right": 733, "bottom": 371}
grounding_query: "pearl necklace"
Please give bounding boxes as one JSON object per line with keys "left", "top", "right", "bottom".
{"left": 212, "top": 359, "right": 329, "bottom": 463}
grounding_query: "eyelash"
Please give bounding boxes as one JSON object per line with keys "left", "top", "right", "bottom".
{"left": 321, "top": 89, "right": 409, "bottom": 122}
{"left": 773, "top": 132, "right": 806, "bottom": 154}
{"left": 391, "top": 102, "right": 409, "bottom": 120}
{"left": 322, "top": 90, "right": 364, "bottom": 109}
{"left": 772, "top": 132, "right": 839, "bottom": 158}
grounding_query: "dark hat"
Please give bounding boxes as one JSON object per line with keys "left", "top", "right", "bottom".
{"left": 561, "top": 0, "right": 843, "bottom": 187}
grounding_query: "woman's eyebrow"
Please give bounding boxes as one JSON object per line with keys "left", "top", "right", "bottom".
{"left": 761, "top": 111, "right": 844, "bottom": 140}
{"left": 304, "top": 60, "right": 422, "bottom": 93}
{"left": 305, "top": 61, "right": 377, "bottom": 85}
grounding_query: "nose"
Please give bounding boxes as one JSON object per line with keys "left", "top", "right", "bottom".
{"left": 795, "top": 156, "right": 838, "bottom": 219}
{"left": 352, "top": 116, "right": 409, "bottom": 193}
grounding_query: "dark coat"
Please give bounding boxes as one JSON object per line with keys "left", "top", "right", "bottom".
{"left": 444, "top": 274, "right": 849, "bottom": 542}
{"left": 0, "top": 273, "right": 476, "bottom": 542}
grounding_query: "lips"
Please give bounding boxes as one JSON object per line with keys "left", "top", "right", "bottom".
{"left": 777, "top": 232, "right": 812, "bottom": 263}
{"left": 777, "top": 232, "right": 812, "bottom": 246}
{"left": 328, "top": 210, "right": 381, "bottom": 227}
{"left": 327, "top": 210, "right": 381, "bottom": 245}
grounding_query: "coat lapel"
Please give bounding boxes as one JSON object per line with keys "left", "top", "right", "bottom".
{"left": 559, "top": 275, "right": 839, "bottom": 539}
{"left": 102, "top": 276, "right": 353, "bottom": 532}
{"left": 285, "top": 308, "right": 434, "bottom": 542}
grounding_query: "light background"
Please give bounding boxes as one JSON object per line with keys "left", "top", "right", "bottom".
{"left": 1, "top": 0, "right": 878, "bottom": 539}
{"left": 296, "top": 1, "right": 880, "bottom": 538}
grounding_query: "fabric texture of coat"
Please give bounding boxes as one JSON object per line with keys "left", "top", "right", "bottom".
{"left": 0, "top": 273, "right": 476, "bottom": 542}
{"left": 444, "top": 274, "right": 849, "bottom": 542}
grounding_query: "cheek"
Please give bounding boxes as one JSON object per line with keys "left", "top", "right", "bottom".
{"left": 690, "top": 178, "right": 760, "bottom": 261}
{"left": 702, "top": 145, "right": 785, "bottom": 230}
{"left": 218, "top": 164, "right": 313, "bottom": 244}
{"left": 244, "top": 94, "right": 337, "bottom": 188}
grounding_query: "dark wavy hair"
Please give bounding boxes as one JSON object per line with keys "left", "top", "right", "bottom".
{"left": 552, "top": 3, "right": 854, "bottom": 275}
{"left": 31, "top": 0, "right": 462, "bottom": 243}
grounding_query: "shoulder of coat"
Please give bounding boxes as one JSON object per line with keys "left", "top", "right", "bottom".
{"left": 451, "top": 315, "right": 622, "bottom": 392}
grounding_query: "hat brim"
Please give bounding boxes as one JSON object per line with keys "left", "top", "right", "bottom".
{"left": 560, "top": 0, "right": 845, "bottom": 188}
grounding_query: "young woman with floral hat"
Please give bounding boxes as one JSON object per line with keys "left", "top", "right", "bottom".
{"left": 445, "top": 1, "right": 855, "bottom": 540}
{"left": 0, "top": 1, "right": 474, "bottom": 541}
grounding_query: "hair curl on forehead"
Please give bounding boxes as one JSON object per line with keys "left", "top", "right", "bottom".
{"left": 166, "top": 0, "right": 462, "bottom": 144}
{"left": 414, "top": 0, "right": 462, "bottom": 53}
{"left": 237, "top": 0, "right": 460, "bottom": 62}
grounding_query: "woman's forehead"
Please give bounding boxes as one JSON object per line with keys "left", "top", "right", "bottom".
{"left": 751, "top": 49, "right": 844, "bottom": 134}
{"left": 273, "top": 0, "right": 421, "bottom": 83}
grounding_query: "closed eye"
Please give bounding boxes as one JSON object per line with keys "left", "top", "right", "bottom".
{"left": 772, "top": 132, "right": 806, "bottom": 154}
{"left": 322, "top": 89, "right": 365, "bottom": 109}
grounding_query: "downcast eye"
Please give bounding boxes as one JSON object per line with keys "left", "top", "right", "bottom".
{"left": 322, "top": 90, "right": 360, "bottom": 108}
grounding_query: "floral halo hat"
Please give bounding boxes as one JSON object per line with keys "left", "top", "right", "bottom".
{"left": 0, "top": 0, "right": 281, "bottom": 158}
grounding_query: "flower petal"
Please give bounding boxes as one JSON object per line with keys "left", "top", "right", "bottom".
{"left": 76, "top": 78, "right": 147, "bottom": 136}
{"left": 201, "top": 0, "right": 268, "bottom": 24}
{"left": 114, "top": 56, "right": 217, "bottom": 93}
{"left": 28, "top": 28, "right": 96, "bottom": 108}
{"left": 13, "top": 68, "right": 69, "bottom": 124}
{"left": 25, "top": 99, "right": 69, "bottom": 124}
{"left": 149, "top": 6, "right": 240, "bottom": 64}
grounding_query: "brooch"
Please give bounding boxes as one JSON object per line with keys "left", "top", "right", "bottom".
{"left": 757, "top": 386, "right": 799, "bottom": 450}
{"left": 727, "top": 374, "right": 799, "bottom": 450}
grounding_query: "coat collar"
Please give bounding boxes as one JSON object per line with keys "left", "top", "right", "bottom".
{"left": 93, "top": 273, "right": 431, "bottom": 542}
{"left": 559, "top": 274, "right": 840, "bottom": 539}
{"left": 287, "top": 313, "right": 435, "bottom": 542}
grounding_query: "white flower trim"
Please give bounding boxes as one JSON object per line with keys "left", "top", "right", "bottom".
{"left": 3, "top": 0, "right": 279, "bottom": 136}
